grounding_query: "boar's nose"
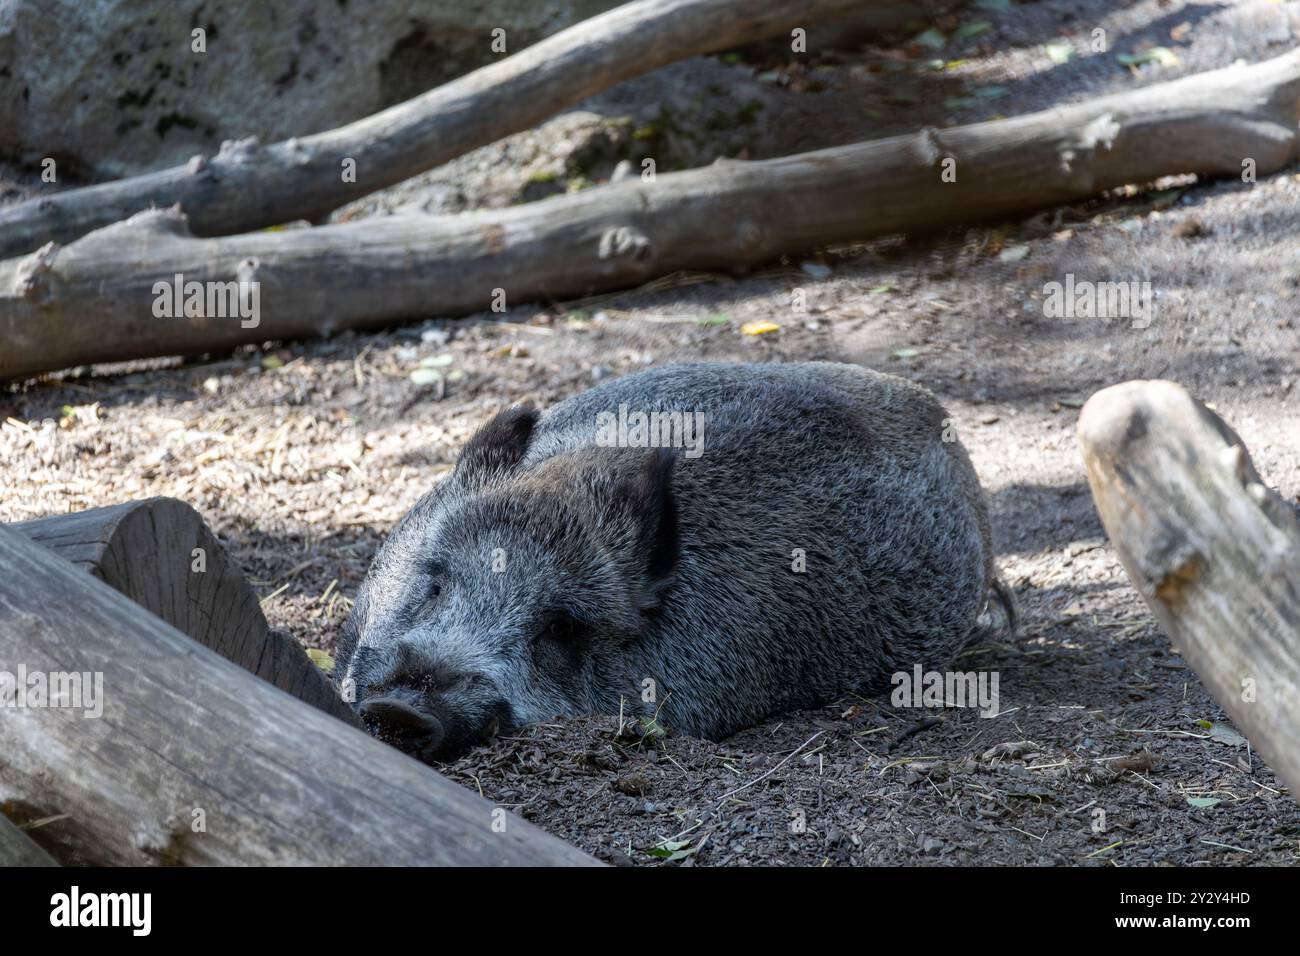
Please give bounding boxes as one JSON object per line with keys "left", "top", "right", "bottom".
{"left": 361, "top": 695, "right": 446, "bottom": 754}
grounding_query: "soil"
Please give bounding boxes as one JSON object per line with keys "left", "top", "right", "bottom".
{"left": 2, "top": 0, "right": 1297, "bottom": 865}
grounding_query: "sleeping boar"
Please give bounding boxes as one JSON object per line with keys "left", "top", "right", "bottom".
{"left": 336, "top": 362, "right": 1011, "bottom": 761}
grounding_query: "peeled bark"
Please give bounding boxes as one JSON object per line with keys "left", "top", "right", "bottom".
{"left": 10, "top": 497, "right": 355, "bottom": 725}
{"left": 4, "top": 47, "right": 1300, "bottom": 382}
{"left": 0, "top": 524, "right": 598, "bottom": 866}
{"left": 1078, "top": 380, "right": 1300, "bottom": 798}
{"left": 0, "top": 0, "right": 868, "bottom": 259}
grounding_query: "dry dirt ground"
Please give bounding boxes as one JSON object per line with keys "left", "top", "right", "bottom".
{"left": 2, "top": 0, "right": 1298, "bottom": 865}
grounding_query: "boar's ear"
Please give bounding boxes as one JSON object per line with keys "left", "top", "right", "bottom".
{"left": 455, "top": 403, "right": 539, "bottom": 483}
{"left": 613, "top": 447, "right": 680, "bottom": 608}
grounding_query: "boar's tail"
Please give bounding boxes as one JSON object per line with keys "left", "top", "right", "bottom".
{"left": 964, "top": 576, "right": 1018, "bottom": 647}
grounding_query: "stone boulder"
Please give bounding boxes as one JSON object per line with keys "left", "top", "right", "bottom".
{"left": 0, "top": 0, "right": 622, "bottom": 178}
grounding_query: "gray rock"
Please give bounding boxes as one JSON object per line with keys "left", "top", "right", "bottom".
{"left": 0, "top": 0, "right": 622, "bottom": 177}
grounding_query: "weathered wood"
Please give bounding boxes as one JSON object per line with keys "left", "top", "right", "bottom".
{"left": 0, "top": 524, "right": 598, "bottom": 865}
{"left": 4, "top": 47, "right": 1300, "bottom": 382}
{"left": 0, "top": 814, "right": 57, "bottom": 867}
{"left": 0, "top": 0, "right": 868, "bottom": 259}
{"left": 11, "top": 498, "right": 355, "bottom": 725}
{"left": 1078, "top": 380, "right": 1300, "bottom": 798}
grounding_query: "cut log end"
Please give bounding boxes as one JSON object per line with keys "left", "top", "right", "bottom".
{"left": 1078, "top": 379, "right": 1300, "bottom": 800}
{"left": 12, "top": 497, "right": 357, "bottom": 725}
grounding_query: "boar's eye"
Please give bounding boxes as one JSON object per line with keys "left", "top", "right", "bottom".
{"left": 423, "top": 561, "right": 446, "bottom": 603}
{"left": 537, "top": 611, "right": 586, "bottom": 645}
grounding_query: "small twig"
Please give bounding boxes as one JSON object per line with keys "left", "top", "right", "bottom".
{"left": 715, "top": 731, "right": 823, "bottom": 805}
{"left": 887, "top": 715, "right": 945, "bottom": 752}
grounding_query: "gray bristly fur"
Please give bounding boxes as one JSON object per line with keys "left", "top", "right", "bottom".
{"left": 336, "top": 361, "right": 1012, "bottom": 761}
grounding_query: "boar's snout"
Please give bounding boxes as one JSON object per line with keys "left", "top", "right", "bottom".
{"left": 361, "top": 695, "right": 448, "bottom": 758}
{"left": 356, "top": 656, "right": 512, "bottom": 762}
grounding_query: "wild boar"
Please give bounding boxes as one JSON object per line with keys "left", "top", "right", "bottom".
{"left": 336, "top": 362, "right": 1011, "bottom": 761}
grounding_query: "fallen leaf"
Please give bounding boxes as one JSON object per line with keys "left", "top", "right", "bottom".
{"left": 409, "top": 368, "right": 444, "bottom": 386}
{"left": 1117, "top": 47, "right": 1179, "bottom": 68}
{"left": 914, "top": 28, "right": 946, "bottom": 51}
{"left": 1187, "top": 797, "right": 1222, "bottom": 809}
{"left": 647, "top": 836, "right": 706, "bottom": 862}
{"left": 954, "top": 21, "right": 992, "bottom": 39}
{"left": 1112, "top": 750, "right": 1157, "bottom": 773}
{"left": 741, "top": 321, "right": 780, "bottom": 336}
{"left": 983, "top": 741, "right": 1034, "bottom": 760}
{"left": 306, "top": 648, "right": 335, "bottom": 674}
{"left": 1206, "top": 723, "right": 1247, "bottom": 748}
{"left": 1045, "top": 42, "right": 1074, "bottom": 64}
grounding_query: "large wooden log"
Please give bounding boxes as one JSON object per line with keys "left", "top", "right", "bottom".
{"left": 0, "top": 814, "right": 57, "bottom": 867}
{"left": 1078, "top": 380, "right": 1300, "bottom": 798}
{"left": 0, "top": 0, "right": 868, "bottom": 259}
{"left": 11, "top": 498, "right": 355, "bottom": 726}
{"left": 3, "top": 47, "right": 1299, "bottom": 382}
{"left": 0, "top": 524, "right": 597, "bottom": 865}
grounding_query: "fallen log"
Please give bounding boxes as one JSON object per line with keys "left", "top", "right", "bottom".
{"left": 0, "top": 0, "right": 868, "bottom": 259}
{"left": 1078, "top": 380, "right": 1300, "bottom": 798}
{"left": 4, "top": 47, "right": 1299, "bottom": 382}
{"left": 0, "top": 814, "right": 57, "bottom": 867}
{"left": 11, "top": 498, "right": 356, "bottom": 725}
{"left": 0, "top": 523, "right": 598, "bottom": 865}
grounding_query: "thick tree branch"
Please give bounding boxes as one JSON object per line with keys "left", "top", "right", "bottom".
{"left": 3, "top": 48, "right": 1299, "bottom": 382}
{"left": 0, "top": 0, "right": 868, "bottom": 259}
